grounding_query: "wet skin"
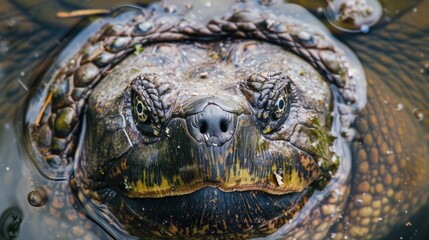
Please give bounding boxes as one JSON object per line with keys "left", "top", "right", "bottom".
{"left": 0, "top": 0, "right": 427, "bottom": 239}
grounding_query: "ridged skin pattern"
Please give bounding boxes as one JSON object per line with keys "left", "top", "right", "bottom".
{"left": 21, "top": 1, "right": 428, "bottom": 239}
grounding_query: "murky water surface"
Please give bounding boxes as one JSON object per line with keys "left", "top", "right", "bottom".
{"left": 0, "top": 0, "right": 427, "bottom": 239}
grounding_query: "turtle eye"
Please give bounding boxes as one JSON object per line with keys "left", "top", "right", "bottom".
{"left": 130, "top": 90, "right": 160, "bottom": 138}
{"left": 133, "top": 96, "right": 149, "bottom": 123}
{"left": 127, "top": 73, "right": 178, "bottom": 141}
{"left": 240, "top": 71, "right": 292, "bottom": 134}
{"left": 273, "top": 95, "right": 287, "bottom": 119}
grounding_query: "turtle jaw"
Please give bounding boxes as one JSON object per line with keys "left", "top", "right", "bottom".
{"left": 114, "top": 186, "right": 312, "bottom": 238}
{"left": 104, "top": 116, "right": 321, "bottom": 199}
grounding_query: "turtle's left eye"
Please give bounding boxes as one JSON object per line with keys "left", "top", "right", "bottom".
{"left": 133, "top": 96, "right": 149, "bottom": 123}
{"left": 240, "top": 71, "right": 293, "bottom": 134}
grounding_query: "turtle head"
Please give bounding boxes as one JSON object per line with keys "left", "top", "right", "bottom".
{"left": 78, "top": 40, "right": 338, "bottom": 238}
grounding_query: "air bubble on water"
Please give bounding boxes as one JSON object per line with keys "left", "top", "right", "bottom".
{"left": 413, "top": 8, "right": 418, "bottom": 13}
{"left": 5, "top": 166, "right": 10, "bottom": 171}
{"left": 412, "top": 108, "right": 424, "bottom": 121}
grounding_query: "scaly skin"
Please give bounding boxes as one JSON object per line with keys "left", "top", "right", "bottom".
{"left": 0, "top": 0, "right": 426, "bottom": 239}
{"left": 330, "top": 70, "right": 429, "bottom": 239}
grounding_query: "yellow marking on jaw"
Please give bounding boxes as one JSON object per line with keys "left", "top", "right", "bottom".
{"left": 193, "top": 225, "right": 210, "bottom": 235}
{"left": 126, "top": 153, "right": 320, "bottom": 197}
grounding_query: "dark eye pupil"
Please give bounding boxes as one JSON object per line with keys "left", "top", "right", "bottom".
{"left": 137, "top": 102, "right": 143, "bottom": 113}
{"left": 278, "top": 99, "right": 285, "bottom": 109}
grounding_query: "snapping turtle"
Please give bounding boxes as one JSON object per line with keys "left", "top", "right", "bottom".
{"left": 0, "top": 0, "right": 428, "bottom": 239}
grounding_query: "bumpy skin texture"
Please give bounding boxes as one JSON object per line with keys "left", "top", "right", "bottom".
{"left": 19, "top": 0, "right": 429, "bottom": 239}
{"left": 75, "top": 40, "right": 336, "bottom": 238}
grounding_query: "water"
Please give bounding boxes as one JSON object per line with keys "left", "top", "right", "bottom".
{"left": 0, "top": 0, "right": 428, "bottom": 239}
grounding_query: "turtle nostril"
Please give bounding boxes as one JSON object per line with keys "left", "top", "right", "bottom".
{"left": 200, "top": 120, "right": 208, "bottom": 134}
{"left": 186, "top": 104, "right": 236, "bottom": 146}
{"left": 220, "top": 119, "right": 228, "bottom": 133}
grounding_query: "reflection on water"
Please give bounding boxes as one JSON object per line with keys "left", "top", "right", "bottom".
{"left": 0, "top": 0, "right": 428, "bottom": 239}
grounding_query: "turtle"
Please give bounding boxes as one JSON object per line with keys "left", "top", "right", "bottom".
{"left": 0, "top": 0, "right": 428, "bottom": 239}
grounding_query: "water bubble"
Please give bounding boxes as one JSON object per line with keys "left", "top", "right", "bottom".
{"left": 325, "top": 0, "right": 382, "bottom": 33}
{"left": 5, "top": 166, "right": 10, "bottom": 171}
{"left": 27, "top": 188, "right": 48, "bottom": 207}
{"left": 412, "top": 108, "right": 424, "bottom": 121}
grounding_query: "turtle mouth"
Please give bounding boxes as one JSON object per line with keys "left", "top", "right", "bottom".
{"left": 111, "top": 152, "right": 319, "bottom": 199}
{"left": 105, "top": 116, "right": 322, "bottom": 199}
{"left": 116, "top": 186, "right": 312, "bottom": 237}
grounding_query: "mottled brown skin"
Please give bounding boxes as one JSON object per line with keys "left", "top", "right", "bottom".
{"left": 8, "top": 0, "right": 428, "bottom": 239}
